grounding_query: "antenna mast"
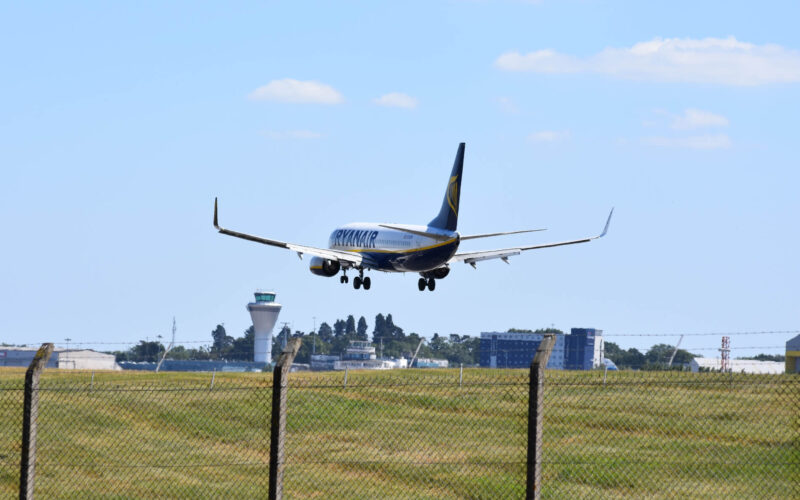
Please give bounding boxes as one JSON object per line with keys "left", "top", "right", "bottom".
{"left": 719, "top": 336, "right": 731, "bottom": 373}
{"left": 156, "top": 317, "right": 176, "bottom": 373}
{"left": 667, "top": 335, "right": 684, "bottom": 368}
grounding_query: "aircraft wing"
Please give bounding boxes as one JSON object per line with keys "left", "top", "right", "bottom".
{"left": 450, "top": 208, "right": 613, "bottom": 268}
{"left": 213, "top": 198, "right": 363, "bottom": 266}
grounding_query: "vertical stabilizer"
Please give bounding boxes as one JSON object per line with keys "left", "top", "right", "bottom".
{"left": 428, "top": 143, "right": 464, "bottom": 231}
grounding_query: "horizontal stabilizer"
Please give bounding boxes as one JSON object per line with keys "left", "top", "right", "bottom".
{"left": 460, "top": 228, "right": 546, "bottom": 240}
{"left": 378, "top": 224, "right": 453, "bottom": 241}
{"left": 451, "top": 208, "right": 613, "bottom": 266}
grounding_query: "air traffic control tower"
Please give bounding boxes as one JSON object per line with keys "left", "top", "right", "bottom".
{"left": 247, "top": 291, "right": 282, "bottom": 365}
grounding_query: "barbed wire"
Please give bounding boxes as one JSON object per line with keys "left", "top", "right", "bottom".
{"left": 11, "top": 329, "right": 799, "bottom": 346}
{"left": 604, "top": 330, "right": 798, "bottom": 337}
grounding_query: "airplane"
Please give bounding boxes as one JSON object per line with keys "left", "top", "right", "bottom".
{"left": 214, "top": 142, "right": 613, "bottom": 292}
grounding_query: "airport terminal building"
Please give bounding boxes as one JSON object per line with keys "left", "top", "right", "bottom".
{"left": 479, "top": 328, "right": 603, "bottom": 370}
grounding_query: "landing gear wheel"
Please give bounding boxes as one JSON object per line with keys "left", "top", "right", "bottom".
{"left": 353, "top": 276, "right": 362, "bottom": 289}
{"left": 362, "top": 277, "right": 371, "bottom": 290}
{"left": 427, "top": 278, "right": 436, "bottom": 291}
{"left": 418, "top": 278, "right": 427, "bottom": 291}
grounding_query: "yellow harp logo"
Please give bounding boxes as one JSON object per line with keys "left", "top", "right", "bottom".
{"left": 447, "top": 175, "right": 459, "bottom": 216}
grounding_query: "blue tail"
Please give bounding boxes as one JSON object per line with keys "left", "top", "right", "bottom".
{"left": 428, "top": 143, "right": 464, "bottom": 232}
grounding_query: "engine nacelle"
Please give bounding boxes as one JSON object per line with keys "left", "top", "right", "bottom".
{"left": 309, "top": 256, "right": 340, "bottom": 277}
{"left": 422, "top": 266, "right": 450, "bottom": 280}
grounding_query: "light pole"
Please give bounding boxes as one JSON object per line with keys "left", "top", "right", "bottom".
{"left": 312, "top": 316, "right": 317, "bottom": 355}
{"left": 64, "top": 338, "right": 71, "bottom": 369}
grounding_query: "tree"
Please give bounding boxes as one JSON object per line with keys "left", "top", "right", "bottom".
{"left": 739, "top": 353, "right": 785, "bottom": 362}
{"left": 386, "top": 314, "right": 404, "bottom": 339}
{"left": 211, "top": 324, "right": 233, "bottom": 353}
{"left": 357, "top": 316, "right": 368, "bottom": 340}
{"left": 229, "top": 326, "right": 255, "bottom": 361}
{"left": 372, "top": 313, "right": 386, "bottom": 342}
{"left": 508, "top": 327, "right": 564, "bottom": 335}
{"left": 345, "top": 315, "right": 356, "bottom": 335}
{"left": 333, "top": 319, "right": 346, "bottom": 338}
{"left": 604, "top": 342, "right": 646, "bottom": 370}
{"left": 430, "top": 333, "right": 446, "bottom": 352}
{"left": 427, "top": 334, "right": 479, "bottom": 365}
{"left": 644, "top": 343, "right": 697, "bottom": 369}
{"left": 132, "top": 340, "right": 164, "bottom": 362}
{"left": 318, "top": 322, "right": 333, "bottom": 343}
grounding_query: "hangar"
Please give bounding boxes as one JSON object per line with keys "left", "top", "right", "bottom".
{"left": 0, "top": 347, "right": 121, "bottom": 371}
{"left": 786, "top": 334, "right": 800, "bottom": 374}
{"left": 690, "top": 357, "right": 784, "bottom": 374}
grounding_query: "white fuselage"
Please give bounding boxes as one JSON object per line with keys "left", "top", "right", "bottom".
{"left": 327, "top": 223, "right": 460, "bottom": 273}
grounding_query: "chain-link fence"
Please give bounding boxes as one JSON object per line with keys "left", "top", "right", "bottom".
{"left": 540, "top": 371, "right": 798, "bottom": 499}
{"left": 2, "top": 369, "right": 275, "bottom": 498}
{"left": 284, "top": 369, "right": 529, "bottom": 499}
{"left": 1, "top": 363, "right": 798, "bottom": 498}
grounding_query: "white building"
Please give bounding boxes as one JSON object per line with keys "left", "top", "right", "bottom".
{"left": 311, "top": 341, "right": 409, "bottom": 371}
{"left": 690, "top": 357, "right": 785, "bottom": 374}
{"left": 247, "top": 291, "right": 282, "bottom": 364}
{"left": 0, "top": 347, "right": 121, "bottom": 370}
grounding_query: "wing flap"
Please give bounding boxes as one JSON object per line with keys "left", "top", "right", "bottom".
{"left": 450, "top": 208, "right": 613, "bottom": 267}
{"left": 451, "top": 249, "right": 522, "bottom": 268}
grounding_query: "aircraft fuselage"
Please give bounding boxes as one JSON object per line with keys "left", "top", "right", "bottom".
{"left": 328, "top": 223, "right": 459, "bottom": 273}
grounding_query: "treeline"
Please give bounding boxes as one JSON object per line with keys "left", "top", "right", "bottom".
{"left": 277, "top": 313, "right": 480, "bottom": 365}
{"left": 604, "top": 342, "right": 698, "bottom": 370}
{"left": 111, "top": 322, "right": 776, "bottom": 371}
{"left": 112, "top": 313, "right": 482, "bottom": 365}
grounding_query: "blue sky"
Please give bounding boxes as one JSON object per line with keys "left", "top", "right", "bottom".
{"left": 2, "top": 1, "right": 798, "bottom": 357}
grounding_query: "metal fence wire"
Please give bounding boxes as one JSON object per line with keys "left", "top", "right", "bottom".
{"left": 0, "top": 368, "right": 797, "bottom": 499}
{"left": 284, "top": 370, "right": 528, "bottom": 499}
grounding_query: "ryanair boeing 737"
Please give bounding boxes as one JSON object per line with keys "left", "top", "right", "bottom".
{"left": 214, "top": 143, "right": 613, "bottom": 292}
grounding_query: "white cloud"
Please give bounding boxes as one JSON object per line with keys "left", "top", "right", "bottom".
{"left": 260, "top": 130, "right": 322, "bottom": 140}
{"left": 373, "top": 92, "right": 418, "bottom": 109}
{"left": 671, "top": 108, "right": 729, "bottom": 130}
{"left": 528, "top": 130, "right": 570, "bottom": 142}
{"left": 496, "top": 96, "right": 520, "bottom": 114}
{"left": 496, "top": 37, "right": 800, "bottom": 86}
{"left": 643, "top": 134, "right": 731, "bottom": 150}
{"left": 496, "top": 49, "right": 582, "bottom": 74}
{"left": 249, "top": 79, "right": 343, "bottom": 104}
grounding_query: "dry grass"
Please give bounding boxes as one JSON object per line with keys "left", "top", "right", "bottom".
{"left": 0, "top": 367, "right": 796, "bottom": 499}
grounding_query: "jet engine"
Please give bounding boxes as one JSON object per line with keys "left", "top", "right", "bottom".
{"left": 422, "top": 266, "right": 450, "bottom": 280}
{"left": 309, "top": 256, "right": 340, "bottom": 277}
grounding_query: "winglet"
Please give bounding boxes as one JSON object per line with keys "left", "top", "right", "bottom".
{"left": 213, "top": 197, "right": 220, "bottom": 230}
{"left": 598, "top": 207, "right": 614, "bottom": 238}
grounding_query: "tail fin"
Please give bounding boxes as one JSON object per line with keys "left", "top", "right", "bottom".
{"left": 428, "top": 142, "right": 465, "bottom": 231}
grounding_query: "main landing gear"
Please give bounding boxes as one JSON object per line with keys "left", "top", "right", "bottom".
{"left": 418, "top": 277, "right": 436, "bottom": 292}
{"left": 343, "top": 269, "right": 371, "bottom": 290}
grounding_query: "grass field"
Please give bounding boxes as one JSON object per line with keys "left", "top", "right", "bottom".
{"left": 0, "top": 368, "right": 796, "bottom": 499}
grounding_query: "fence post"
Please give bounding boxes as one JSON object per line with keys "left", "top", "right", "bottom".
{"left": 19, "top": 343, "right": 54, "bottom": 500}
{"left": 268, "top": 337, "right": 301, "bottom": 500}
{"left": 526, "top": 335, "right": 555, "bottom": 500}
